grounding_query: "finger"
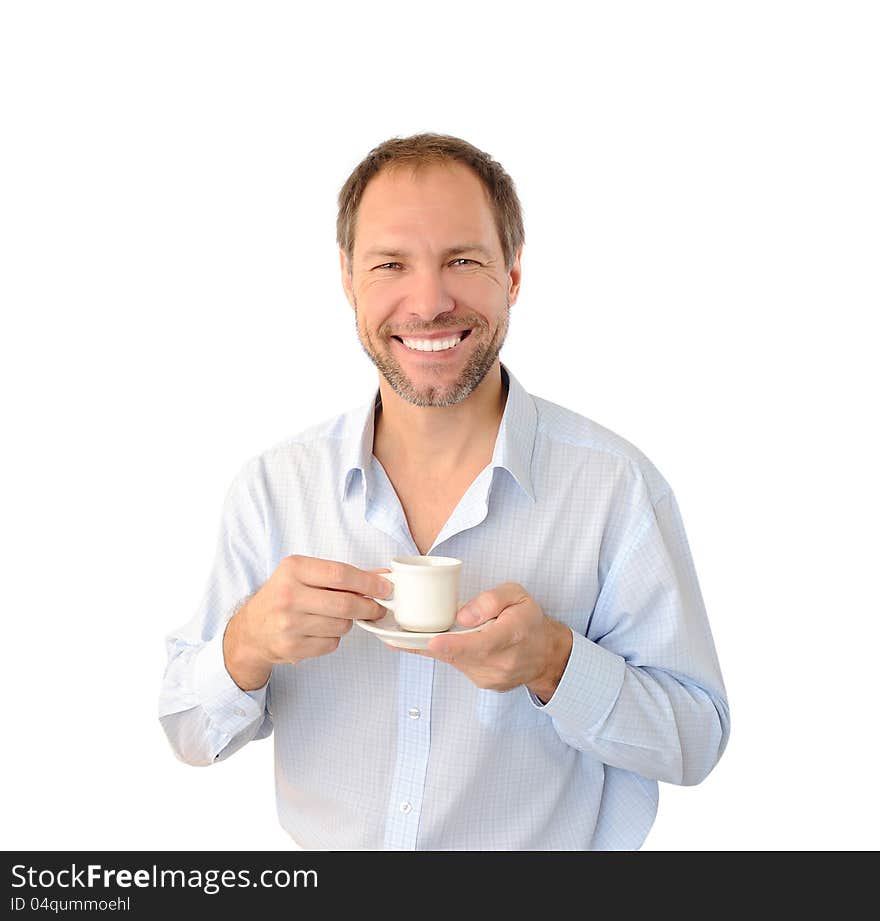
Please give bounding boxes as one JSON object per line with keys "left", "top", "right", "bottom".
{"left": 456, "top": 583, "right": 527, "bottom": 626}
{"left": 427, "top": 626, "right": 501, "bottom": 663}
{"left": 288, "top": 556, "right": 393, "bottom": 600}
{"left": 296, "top": 584, "right": 388, "bottom": 621}
{"left": 291, "top": 613, "right": 358, "bottom": 638}
{"left": 283, "top": 635, "right": 341, "bottom": 661}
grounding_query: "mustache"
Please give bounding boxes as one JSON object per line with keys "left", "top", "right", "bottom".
{"left": 382, "top": 318, "right": 484, "bottom": 338}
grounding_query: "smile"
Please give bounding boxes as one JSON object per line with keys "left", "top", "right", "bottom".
{"left": 391, "top": 329, "right": 473, "bottom": 352}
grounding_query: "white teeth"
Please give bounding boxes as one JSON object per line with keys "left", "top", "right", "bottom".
{"left": 400, "top": 336, "right": 462, "bottom": 352}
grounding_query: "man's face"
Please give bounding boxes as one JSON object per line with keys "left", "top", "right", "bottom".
{"left": 340, "top": 161, "right": 521, "bottom": 407}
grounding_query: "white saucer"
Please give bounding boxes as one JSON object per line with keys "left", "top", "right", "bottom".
{"left": 355, "top": 607, "right": 496, "bottom": 650}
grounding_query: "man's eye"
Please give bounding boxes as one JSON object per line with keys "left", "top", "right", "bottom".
{"left": 372, "top": 259, "right": 479, "bottom": 271}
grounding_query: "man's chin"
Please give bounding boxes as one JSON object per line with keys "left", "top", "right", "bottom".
{"left": 363, "top": 339, "right": 498, "bottom": 408}
{"left": 388, "top": 381, "right": 467, "bottom": 408}
{"left": 377, "top": 367, "right": 471, "bottom": 408}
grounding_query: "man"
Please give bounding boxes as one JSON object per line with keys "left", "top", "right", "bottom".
{"left": 159, "top": 132, "right": 729, "bottom": 850}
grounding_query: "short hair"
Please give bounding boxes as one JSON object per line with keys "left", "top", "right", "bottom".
{"left": 337, "top": 132, "right": 525, "bottom": 274}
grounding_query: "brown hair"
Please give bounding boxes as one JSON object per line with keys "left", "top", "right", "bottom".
{"left": 336, "top": 132, "right": 524, "bottom": 274}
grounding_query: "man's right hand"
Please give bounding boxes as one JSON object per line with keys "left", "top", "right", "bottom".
{"left": 222, "top": 556, "right": 393, "bottom": 691}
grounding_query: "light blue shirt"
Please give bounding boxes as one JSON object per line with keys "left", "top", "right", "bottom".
{"left": 159, "top": 364, "right": 729, "bottom": 850}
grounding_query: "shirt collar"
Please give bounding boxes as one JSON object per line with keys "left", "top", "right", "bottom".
{"left": 488, "top": 363, "right": 538, "bottom": 502}
{"left": 339, "top": 362, "right": 537, "bottom": 504}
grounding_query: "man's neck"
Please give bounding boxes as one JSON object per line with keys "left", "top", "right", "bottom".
{"left": 373, "top": 363, "right": 508, "bottom": 476}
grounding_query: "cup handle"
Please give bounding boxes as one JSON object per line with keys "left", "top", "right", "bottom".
{"left": 368, "top": 572, "right": 395, "bottom": 612}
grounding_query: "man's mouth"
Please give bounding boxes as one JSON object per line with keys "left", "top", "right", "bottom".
{"left": 390, "top": 329, "right": 473, "bottom": 352}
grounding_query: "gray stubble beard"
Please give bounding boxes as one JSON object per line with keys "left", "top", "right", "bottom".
{"left": 354, "top": 296, "right": 510, "bottom": 408}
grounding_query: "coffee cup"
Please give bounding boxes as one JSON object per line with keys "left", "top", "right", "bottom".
{"left": 369, "top": 555, "right": 463, "bottom": 632}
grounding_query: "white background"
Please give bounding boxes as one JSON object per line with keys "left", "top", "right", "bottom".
{"left": 2, "top": 1, "right": 878, "bottom": 851}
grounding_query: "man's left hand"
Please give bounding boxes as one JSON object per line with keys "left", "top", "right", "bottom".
{"left": 395, "top": 583, "right": 573, "bottom": 703}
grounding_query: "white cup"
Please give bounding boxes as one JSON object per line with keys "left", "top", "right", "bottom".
{"left": 370, "top": 555, "right": 463, "bottom": 632}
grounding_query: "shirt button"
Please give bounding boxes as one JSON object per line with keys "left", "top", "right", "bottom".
{"left": 407, "top": 707, "right": 421, "bottom": 719}
{"left": 399, "top": 801, "right": 412, "bottom": 814}
{"left": 233, "top": 707, "right": 246, "bottom": 717}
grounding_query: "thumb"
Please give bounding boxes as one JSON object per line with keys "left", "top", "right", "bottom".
{"left": 456, "top": 596, "right": 492, "bottom": 626}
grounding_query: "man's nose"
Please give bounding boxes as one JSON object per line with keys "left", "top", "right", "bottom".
{"left": 405, "top": 268, "right": 455, "bottom": 321}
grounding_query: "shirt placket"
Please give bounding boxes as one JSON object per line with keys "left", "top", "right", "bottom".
{"left": 382, "top": 652, "right": 434, "bottom": 849}
{"left": 366, "top": 458, "right": 495, "bottom": 849}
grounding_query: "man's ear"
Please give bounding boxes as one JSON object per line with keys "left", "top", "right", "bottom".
{"left": 507, "top": 245, "right": 523, "bottom": 306}
{"left": 339, "top": 248, "right": 355, "bottom": 309}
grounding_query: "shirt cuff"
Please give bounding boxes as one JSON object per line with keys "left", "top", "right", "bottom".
{"left": 194, "top": 629, "right": 269, "bottom": 736}
{"left": 528, "top": 629, "right": 626, "bottom": 734}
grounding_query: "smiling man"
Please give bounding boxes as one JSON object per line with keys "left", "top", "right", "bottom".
{"left": 159, "top": 133, "right": 730, "bottom": 850}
